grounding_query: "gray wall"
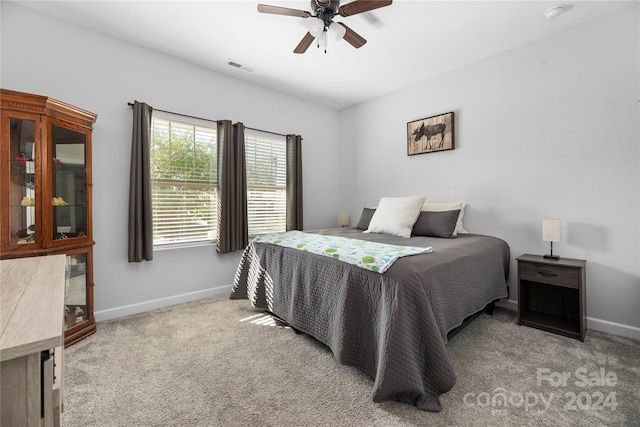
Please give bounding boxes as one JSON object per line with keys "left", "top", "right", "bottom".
{"left": 338, "top": 5, "right": 639, "bottom": 338}
{"left": 2, "top": 3, "right": 639, "bottom": 338}
{"left": 1, "top": 2, "right": 342, "bottom": 318}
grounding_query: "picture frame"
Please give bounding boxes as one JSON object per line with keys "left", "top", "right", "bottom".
{"left": 407, "top": 111, "right": 454, "bottom": 156}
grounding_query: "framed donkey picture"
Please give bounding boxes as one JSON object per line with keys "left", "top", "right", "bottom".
{"left": 407, "top": 111, "right": 454, "bottom": 156}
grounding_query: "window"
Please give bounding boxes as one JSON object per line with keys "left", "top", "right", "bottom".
{"left": 245, "top": 129, "right": 287, "bottom": 236}
{"left": 150, "top": 117, "right": 217, "bottom": 246}
{"left": 150, "top": 117, "right": 287, "bottom": 247}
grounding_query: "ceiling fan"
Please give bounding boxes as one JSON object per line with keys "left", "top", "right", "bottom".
{"left": 257, "top": 0, "right": 393, "bottom": 54}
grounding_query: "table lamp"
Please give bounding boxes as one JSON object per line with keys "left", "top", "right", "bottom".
{"left": 338, "top": 212, "right": 349, "bottom": 228}
{"left": 542, "top": 218, "right": 561, "bottom": 260}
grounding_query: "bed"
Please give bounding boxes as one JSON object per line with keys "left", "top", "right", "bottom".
{"left": 230, "top": 202, "right": 510, "bottom": 412}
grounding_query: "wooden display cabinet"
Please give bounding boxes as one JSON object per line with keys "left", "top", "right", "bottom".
{"left": 1, "top": 89, "right": 97, "bottom": 346}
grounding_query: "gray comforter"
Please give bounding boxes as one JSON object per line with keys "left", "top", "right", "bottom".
{"left": 230, "top": 228, "right": 510, "bottom": 411}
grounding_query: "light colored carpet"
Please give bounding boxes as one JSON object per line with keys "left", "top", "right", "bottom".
{"left": 63, "top": 294, "right": 640, "bottom": 426}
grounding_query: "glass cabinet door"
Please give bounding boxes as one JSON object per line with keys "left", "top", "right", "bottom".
{"left": 51, "top": 125, "right": 87, "bottom": 242}
{"left": 64, "top": 251, "right": 88, "bottom": 330}
{"left": 63, "top": 247, "right": 95, "bottom": 345}
{"left": 8, "top": 117, "right": 38, "bottom": 246}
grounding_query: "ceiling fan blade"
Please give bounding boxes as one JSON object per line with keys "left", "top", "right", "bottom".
{"left": 257, "top": 4, "right": 311, "bottom": 18}
{"left": 338, "top": 0, "right": 392, "bottom": 17}
{"left": 336, "top": 22, "right": 367, "bottom": 48}
{"left": 294, "top": 32, "right": 315, "bottom": 54}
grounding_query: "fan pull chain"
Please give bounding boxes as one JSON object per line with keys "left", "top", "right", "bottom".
{"left": 322, "top": 30, "right": 327, "bottom": 54}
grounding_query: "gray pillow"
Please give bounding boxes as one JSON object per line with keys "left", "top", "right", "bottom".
{"left": 356, "top": 208, "right": 376, "bottom": 230}
{"left": 412, "top": 209, "right": 461, "bottom": 238}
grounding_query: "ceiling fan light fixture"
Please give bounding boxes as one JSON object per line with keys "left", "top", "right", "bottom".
{"left": 329, "top": 21, "right": 346, "bottom": 41}
{"left": 258, "top": 0, "right": 393, "bottom": 54}
{"left": 307, "top": 17, "right": 325, "bottom": 37}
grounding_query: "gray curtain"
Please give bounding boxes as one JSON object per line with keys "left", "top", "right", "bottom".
{"left": 286, "top": 134, "right": 303, "bottom": 231}
{"left": 128, "top": 101, "right": 154, "bottom": 262}
{"left": 217, "top": 120, "right": 248, "bottom": 254}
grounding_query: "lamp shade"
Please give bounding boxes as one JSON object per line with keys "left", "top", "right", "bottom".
{"left": 542, "top": 218, "right": 561, "bottom": 242}
{"left": 338, "top": 212, "right": 350, "bottom": 227}
{"left": 329, "top": 22, "right": 346, "bottom": 41}
{"left": 307, "top": 17, "right": 324, "bottom": 38}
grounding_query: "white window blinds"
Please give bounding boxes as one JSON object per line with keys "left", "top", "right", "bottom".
{"left": 150, "top": 117, "right": 287, "bottom": 247}
{"left": 150, "top": 117, "right": 217, "bottom": 246}
{"left": 245, "top": 129, "right": 286, "bottom": 236}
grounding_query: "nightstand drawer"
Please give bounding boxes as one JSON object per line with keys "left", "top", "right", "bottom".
{"left": 519, "top": 262, "right": 580, "bottom": 288}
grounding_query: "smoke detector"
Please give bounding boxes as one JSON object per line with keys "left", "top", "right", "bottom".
{"left": 544, "top": 6, "right": 565, "bottom": 20}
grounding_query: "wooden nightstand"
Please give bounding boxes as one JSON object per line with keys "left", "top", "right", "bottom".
{"left": 517, "top": 254, "right": 587, "bottom": 341}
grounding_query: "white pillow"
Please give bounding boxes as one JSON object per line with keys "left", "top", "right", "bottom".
{"left": 364, "top": 195, "right": 426, "bottom": 238}
{"left": 422, "top": 202, "right": 467, "bottom": 236}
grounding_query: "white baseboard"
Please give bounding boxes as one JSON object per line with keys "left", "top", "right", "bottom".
{"left": 586, "top": 317, "right": 640, "bottom": 341}
{"left": 94, "top": 285, "right": 232, "bottom": 322}
{"left": 97, "top": 292, "right": 639, "bottom": 341}
{"left": 495, "top": 298, "right": 517, "bottom": 311}
{"left": 495, "top": 298, "right": 640, "bottom": 341}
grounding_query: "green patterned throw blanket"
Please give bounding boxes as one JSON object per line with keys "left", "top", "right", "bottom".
{"left": 253, "top": 230, "right": 432, "bottom": 273}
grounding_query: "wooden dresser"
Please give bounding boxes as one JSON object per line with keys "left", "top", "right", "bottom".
{"left": 1, "top": 255, "right": 66, "bottom": 427}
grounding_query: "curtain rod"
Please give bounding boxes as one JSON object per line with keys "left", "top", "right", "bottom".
{"left": 127, "top": 102, "right": 291, "bottom": 138}
{"left": 127, "top": 102, "right": 215, "bottom": 124}
{"left": 245, "top": 126, "right": 290, "bottom": 138}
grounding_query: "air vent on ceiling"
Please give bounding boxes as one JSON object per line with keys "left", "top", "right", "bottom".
{"left": 227, "top": 60, "right": 254, "bottom": 72}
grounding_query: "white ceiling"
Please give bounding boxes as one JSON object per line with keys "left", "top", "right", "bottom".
{"left": 12, "top": 0, "right": 636, "bottom": 110}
